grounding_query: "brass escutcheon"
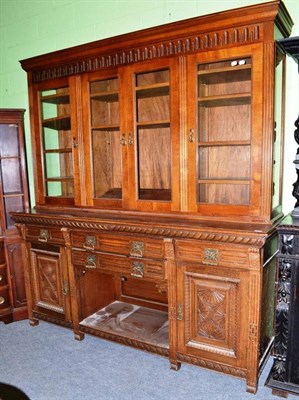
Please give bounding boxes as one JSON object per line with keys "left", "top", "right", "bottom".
{"left": 130, "top": 241, "right": 144, "bottom": 258}
{"left": 202, "top": 248, "right": 218, "bottom": 265}
{"left": 131, "top": 261, "right": 144, "bottom": 278}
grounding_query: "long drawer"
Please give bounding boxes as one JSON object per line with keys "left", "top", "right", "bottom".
{"left": 71, "top": 232, "right": 164, "bottom": 259}
{"left": 175, "top": 239, "right": 249, "bottom": 268}
{"left": 25, "top": 225, "right": 64, "bottom": 244}
{"left": 72, "top": 249, "right": 165, "bottom": 281}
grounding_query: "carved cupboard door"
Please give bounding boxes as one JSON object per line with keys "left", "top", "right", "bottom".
{"left": 30, "top": 246, "right": 71, "bottom": 323}
{"left": 177, "top": 262, "right": 250, "bottom": 372}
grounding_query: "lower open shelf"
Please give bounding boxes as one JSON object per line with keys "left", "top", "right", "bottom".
{"left": 80, "top": 300, "right": 169, "bottom": 350}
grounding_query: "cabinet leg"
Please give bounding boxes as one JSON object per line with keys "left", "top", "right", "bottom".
{"left": 246, "top": 384, "right": 257, "bottom": 394}
{"left": 29, "top": 318, "right": 39, "bottom": 327}
{"left": 272, "top": 389, "right": 288, "bottom": 398}
{"left": 170, "top": 361, "right": 181, "bottom": 371}
{"left": 74, "top": 331, "right": 84, "bottom": 341}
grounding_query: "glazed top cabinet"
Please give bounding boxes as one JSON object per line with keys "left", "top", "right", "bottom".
{"left": 22, "top": 0, "right": 292, "bottom": 224}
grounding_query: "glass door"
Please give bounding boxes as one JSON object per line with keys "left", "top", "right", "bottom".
{"left": 187, "top": 47, "right": 262, "bottom": 216}
{"left": 82, "top": 70, "right": 124, "bottom": 208}
{"left": 127, "top": 60, "right": 180, "bottom": 212}
{"left": 0, "top": 121, "right": 27, "bottom": 230}
{"left": 38, "top": 79, "right": 75, "bottom": 205}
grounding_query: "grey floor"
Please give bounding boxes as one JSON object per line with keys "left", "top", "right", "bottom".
{"left": 0, "top": 320, "right": 297, "bottom": 400}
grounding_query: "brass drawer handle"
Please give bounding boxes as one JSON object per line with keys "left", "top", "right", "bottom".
{"left": 83, "top": 235, "right": 96, "bottom": 250}
{"left": 0, "top": 275, "right": 2, "bottom": 282}
{"left": 0, "top": 296, "right": 5, "bottom": 305}
{"left": 202, "top": 248, "right": 218, "bottom": 266}
{"left": 85, "top": 254, "right": 96, "bottom": 269}
{"left": 130, "top": 241, "right": 144, "bottom": 258}
{"left": 131, "top": 261, "right": 144, "bottom": 278}
{"left": 38, "top": 229, "right": 49, "bottom": 242}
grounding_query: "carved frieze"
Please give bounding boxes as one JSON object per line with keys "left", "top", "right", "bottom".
{"left": 31, "top": 25, "right": 260, "bottom": 83}
{"left": 11, "top": 214, "right": 265, "bottom": 246}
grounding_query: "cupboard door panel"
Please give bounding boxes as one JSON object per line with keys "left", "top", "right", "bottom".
{"left": 186, "top": 45, "right": 263, "bottom": 216}
{"left": 177, "top": 263, "right": 249, "bottom": 367}
{"left": 30, "top": 247, "right": 71, "bottom": 322}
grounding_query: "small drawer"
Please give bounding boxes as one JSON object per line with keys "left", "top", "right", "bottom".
{"left": 0, "top": 288, "right": 10, "bottom": 310}
{"left": 72, "top": 250, "right": 165, "bottom": 280}
{"left": 175, "top": 240, "right": 249, "bottom": 268}
{"left": 26, "top": 226, "right": 64, "bottom": 244}
{"left": 71, "top": 232, "right": 164, "bottom": 259}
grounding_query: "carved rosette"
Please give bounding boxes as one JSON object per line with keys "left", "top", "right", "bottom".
{"left": 271, "top": 258, "right": 292, "bottom": 382}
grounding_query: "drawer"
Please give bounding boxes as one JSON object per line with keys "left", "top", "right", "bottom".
{"left": 71, "top": 232, "right": 164, "bottom": 259}
{"left": 72, "top": 250, "right": 165, "bottom": 280}
{"left": 175, "top": 240, "right": 249, "bottom": 268}
{"left": 0, "top": 265, "right": 8, "bottom": 286}
{"left": 26, "top": 225, "right": 64, "bottom": 244}
{"left": 0, "top": 287, "right": 10, "bottom": 310}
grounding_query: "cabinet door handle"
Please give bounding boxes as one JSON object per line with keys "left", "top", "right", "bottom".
{"left": 72, "top": 138, "right": 78, "bottom": 148}
{"left": 120, "top": 134, "right": 127, "bottom": 146}
{"left": 0, "top": 296, "right": 5, "bottom": 305}
{"left": 128, "top": 132, "right": 133, "bottom": 145}
{"left": 62, "top": 282, "right": 69, "bottom": 296}
{"left": 189, "top": 128, "right": 194, "bottom": 143}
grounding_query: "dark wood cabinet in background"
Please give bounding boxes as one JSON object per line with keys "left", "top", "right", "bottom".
{"left": 12, "top": 1, "right": 294, "bottom": 395}
{"left": 266, "top": 215, "right": 299, "bottom": 397}
{"left": 0, "top": 109, "right": 29, "bottom": 322}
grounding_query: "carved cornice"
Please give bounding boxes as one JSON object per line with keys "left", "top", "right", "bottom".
{"left": 177, "top": 352, "right": 247, "bottom": 379}
{"left": 31, "top": 25, "right": 260, "bottom": 83}
{"left": 12, "top": 214, "right": 266, "bottom": 246}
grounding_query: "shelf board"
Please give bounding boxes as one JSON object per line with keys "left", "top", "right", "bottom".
{"left": 198, "top": 140, "right": 251, "bottom": 147}
{"left": 45, "top": 176, "right": 74, "bottom": 182}
{"left": 136, "top": 82, "right": 170, "bottom": 98}
{"left": 138, "top": 188, "right": 171, "bottom": 201}
{"left": 198, "top": 64, "right": 251, "bottom": 84}
{"left": 3, "top": 192, "right": 24, "bottom": 198}
{"left": 41, "top": 93, "right": 70, "bottom": 104}
{"left": 80, "top": 300, "right": 169, "bottom": 349}
{"left": 92, "top": 124, "right": 120, "bottom": 132}
{"left": 0, "top": 155, "right": 20, "bottom": 160}
{"left": 42, "top": 116, "right": 71, "bottom": 131}
{"left": 137, "top": 120, "right": 170, "bottom": 129}
{"left": 198, "top": 178, "right": 250, "bottom": 185}
{"left": 90, "top": 90, "right": 119, "bottom": 102}
{"left": 44, "top": 148, "right": 72, "bottom": 154}
{"left": 198, "top": 93, "right": 251, "bottom": 107}
{"left": 97, "top": 188, "right": 122, "bottom": 199}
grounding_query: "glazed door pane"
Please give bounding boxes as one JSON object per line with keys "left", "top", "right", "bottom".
{"left": 40, "top": 87, "right": 74, "bottom": 198}
{"left": 135, "top": 69, "right": 172, "bottom": 202}
{"left": 89, "top": 78, "right": 122, "bottom": 199}
{"left": 197, "top": 58, "right": 252, "bottom": 205}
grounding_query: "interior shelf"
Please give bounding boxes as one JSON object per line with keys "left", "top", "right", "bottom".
{"left": 198, "top": 93, "right": 251, "bottom": 107}
{"left": 198, "top": 65, "right": 251, "bottom": 84}
{"left": 41, "top": 93, "right": 70, "bottom": 104}
{"left": 3, "top": 192, "right": 24, "bottom": 197}
{"left": 198, "top": 140, "right": 251, "bottom": 147}
{"left": 90, "top": 91, "right": 119, "bottom": 102}
{"left": 137, "top": 120, "right": 170, "bottom": 129}
{"left": 136, "top": 82, "right": 170, "bottom": 98}
{"left": 44, "top": 148, "right": 72, "bottom": 154}
{"left": 42, "top": 116, "right": 71, "bottom": 131}
{"left": 92, "top": 124, "right": 120, "bottom": 131}
{"left": 45, "top": 176, "right": 74, "bottom": 182}
{"left": 80, "top": 300, "right": 169, "bottom": 349}
{"left": 198, "top": 178, "right": 250, "bottom": 185}
{"left": 138, "top": 188, "right": 171, "bottom": 201}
